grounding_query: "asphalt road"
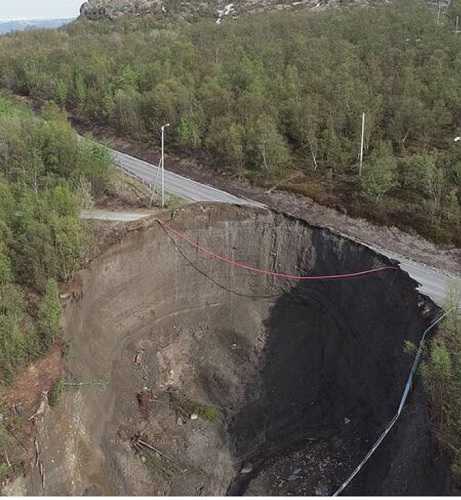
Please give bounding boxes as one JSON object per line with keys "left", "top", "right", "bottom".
{"left": 112, "top": 150, "right": 263, "bottom": 207}
{"left": 370, "top": 247, "right": 458, "bottom": 308}
{"left": 110, "top": 147, "right": 460, "bottom": 308}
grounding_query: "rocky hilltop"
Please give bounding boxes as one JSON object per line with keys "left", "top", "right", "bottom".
{"left": 79, "top": 0, "right": 379, "bottom": 23}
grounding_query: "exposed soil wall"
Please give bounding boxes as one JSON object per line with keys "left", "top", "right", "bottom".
{"left": 27, "top": 203, "right": 448, "bottom": 496}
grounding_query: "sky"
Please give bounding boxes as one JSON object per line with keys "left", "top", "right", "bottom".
{"left": 0, "top": 0, "right": 83, "bottom": 21}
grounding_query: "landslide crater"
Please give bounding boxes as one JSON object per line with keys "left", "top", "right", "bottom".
{"left": 28, "top": 204, "right": 448, "bottom": 496}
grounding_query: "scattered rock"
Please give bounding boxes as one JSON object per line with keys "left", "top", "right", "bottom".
{"left": 134, "top": 351, "right": 144, "bottom": 365}
{"left": 315, "top": 482, "right": 330, "bottom": 496}
{"left": 288, "top": 467, "right": 302, "bottom": 481}
{"left": 241, "top": 464, "right": 253, "bottom": 474}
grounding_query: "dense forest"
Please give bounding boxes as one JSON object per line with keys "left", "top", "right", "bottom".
{"left": 0, "top": 96, "right": 111, "bottom": 385}
{"left": 0, "top": 1, "right": 460, "bottom": 243}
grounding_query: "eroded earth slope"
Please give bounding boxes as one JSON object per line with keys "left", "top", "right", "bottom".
{"left": 25, "top": 204, "right": 448, "bottom": 495}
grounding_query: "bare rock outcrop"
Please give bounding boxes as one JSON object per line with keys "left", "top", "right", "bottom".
{"left": 79, "top": 0, "right": 384, "bottom": 23}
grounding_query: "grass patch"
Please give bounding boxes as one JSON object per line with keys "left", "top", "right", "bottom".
{"left": 0, "top": 463, "right": 9, "bottom": 482}
{"left": 195, "top": 404, "right": 220, "bottom": 423}
{"left": 167, "top": 388, "right": 221, "bottom": 423}
{"left": 48, "top": 377, "right": 65, "bottom": 407}
{"left": 165, "top": 193, "right": 186, "bottom": 210}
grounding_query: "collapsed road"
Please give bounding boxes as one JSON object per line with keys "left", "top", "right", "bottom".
{"left": 110, "top": 147, "right": 460, "bottom": 307}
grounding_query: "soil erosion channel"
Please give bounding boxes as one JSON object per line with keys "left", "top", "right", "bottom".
{"left": 28, "top": 203, "right": 447, "bottom": 496}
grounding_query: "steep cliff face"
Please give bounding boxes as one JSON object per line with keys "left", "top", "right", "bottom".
{"left": 79, "top": 0, "right": 382, "bottom": 22}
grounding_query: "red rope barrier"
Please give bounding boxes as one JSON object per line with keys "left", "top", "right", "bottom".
{"left": 157, "top": 220, "right": 399, "bottom": 281}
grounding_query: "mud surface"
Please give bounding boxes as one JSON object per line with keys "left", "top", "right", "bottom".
{"left": 27, "top": 204, "right": 448, "bottom": 496}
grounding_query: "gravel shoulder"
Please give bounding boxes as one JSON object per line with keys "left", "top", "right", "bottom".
{"left": 81, "top": 209, "right": 152, "bottom": 222}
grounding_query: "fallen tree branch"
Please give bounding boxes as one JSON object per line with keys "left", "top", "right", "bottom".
{"left": 130, "top": 435, "right": 183, "bottom": 472}
{"left": 34, "top": 438, "right": 39, "bottom": 467}
{"left": 28, "top": 392, "right": 48, "bottom": 421}
{"left": 4, "top": 450, "right": 10, "bottom": 468}
{"left": 265, "top": 173, "right": 301, "bottom": 194}
{"left": 63, "top": 380, "right": 108, "bottom": 388}
{"left": 39, "top": 461, "right": 45, "bottom": 490}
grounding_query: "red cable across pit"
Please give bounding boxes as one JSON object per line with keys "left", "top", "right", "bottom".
{"left": 157, "top": 220, "right": 399, "bottom": 281}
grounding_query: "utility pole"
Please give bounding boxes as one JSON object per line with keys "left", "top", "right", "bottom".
{"left": 359, "top": 112, "right": 366, "bottom": 177}
{"left": 456, "top": 15, "right": 460, "bottom": 33}
{"left": 161, "top": 123, "right": 170, "bottom": 208}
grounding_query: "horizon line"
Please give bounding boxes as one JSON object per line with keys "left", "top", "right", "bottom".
{"left": 0, "top": 16, "right": 77, "bottom": 22}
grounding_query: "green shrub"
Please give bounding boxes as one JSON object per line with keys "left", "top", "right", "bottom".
{"left": 361, "top": 143, "right": 397, "bottom": 201}
{"left": 37, "top": 278, "right": 62, "bottom": 349}
{"left": 196, "top": 405, "right": 220, "bottom": 423}
{"left": 0, "top": 283, "right": 27, "bottom": 383}
{"left": 421, "top": 284, "right": 461, "bottom": 484}
{"left": 0, "top": 96, "right": 111, "bottom": 385}
{"left": 48, "top": 378, "right": 65, "bottom": 407}
{"left": 399, "top": 154, "right": 435, "bottom": 194}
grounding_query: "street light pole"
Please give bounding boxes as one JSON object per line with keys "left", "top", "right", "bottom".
{"left": 359, "top": 112, "right": 366, "bottom": 177}
{"left": 161, "top": 123, "right": 170, "bottom": 208}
